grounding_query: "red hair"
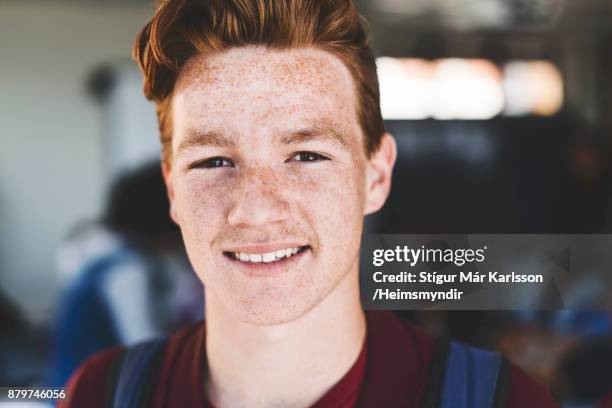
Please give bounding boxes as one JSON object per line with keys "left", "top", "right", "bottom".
{"left": 133, "top": 0, "right": 384, "bottom": 164}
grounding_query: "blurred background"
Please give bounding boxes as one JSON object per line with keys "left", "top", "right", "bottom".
{"left": 1, "top": 0, "right": 611, "bottom": 405}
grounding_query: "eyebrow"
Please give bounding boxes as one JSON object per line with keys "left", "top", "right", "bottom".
{"left": 176, "top": 131, "right": 237, "bottom": 155}
{"left": 176, "top": 125, "right": 350, "bottom": 155}
{"left": 279, "top": 126, "right": 350, "bottom": 149}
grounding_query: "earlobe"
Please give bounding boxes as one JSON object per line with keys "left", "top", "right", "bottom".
{"left": 364, "top": 133, "right": 397, "bottom": 215}
{"left": 161, "top": 162, "right": 180, "bottom": 225}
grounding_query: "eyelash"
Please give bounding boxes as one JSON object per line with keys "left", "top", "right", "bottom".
{"left": 189, "top": 152, "right": 330, "bottom": 170}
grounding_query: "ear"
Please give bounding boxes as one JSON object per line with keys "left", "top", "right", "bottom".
{"left": 162, "top": 162, "right": 180, "bottom": 225}
{"left": 364, "top": 133, "right": 397, "bottom": 215}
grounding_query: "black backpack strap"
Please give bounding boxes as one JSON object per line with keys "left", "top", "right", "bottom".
{"left": 110, "top": 338, "right": 167, "bottom": 408}
{"left": 421, "top": 339, "right": 510, "bottom": 408}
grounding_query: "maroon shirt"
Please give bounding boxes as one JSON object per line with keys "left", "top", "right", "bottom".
{"left": 60, "top": 311, "right": 559, "bottom": 407}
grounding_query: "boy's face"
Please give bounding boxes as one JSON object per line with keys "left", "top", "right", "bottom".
{"left": 165, "top": 46, "right": 392, "bottom": 325}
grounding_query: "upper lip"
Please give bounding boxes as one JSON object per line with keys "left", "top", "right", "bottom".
{"left": 223, "top": 243, "right": 307, "bottom": 254}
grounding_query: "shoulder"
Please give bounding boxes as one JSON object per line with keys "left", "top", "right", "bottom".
{"left": 59, "top": 346, "right": 124, "bottom": 408}
{"left": 364, "top": 311, "right": 559, "bottom": 407}
{"left": 59, "top": 321, "right": 205, "bottom": 408}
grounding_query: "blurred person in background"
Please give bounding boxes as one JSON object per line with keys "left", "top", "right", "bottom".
{"left": 47, "top": 161, "right": 203, "bottom": 387}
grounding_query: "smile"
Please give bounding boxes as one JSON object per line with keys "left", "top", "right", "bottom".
{"left": 223, "top": 246, "right": 310, "bottom": 264}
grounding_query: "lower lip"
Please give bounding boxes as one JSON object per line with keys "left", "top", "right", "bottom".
{"left": 223, "top": 247, "right": 310, "bottom": 276}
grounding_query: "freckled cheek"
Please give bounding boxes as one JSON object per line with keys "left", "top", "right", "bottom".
{"left": 173, "top": 175, "right": 232, "bottom": 228}
{"left": 294, "top": 167, "right": 365, "bottom": 243}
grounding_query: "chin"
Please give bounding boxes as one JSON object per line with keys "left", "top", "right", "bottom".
{"left": 229, "top": 286, "right": 324, "bottom": 326}
{"left": 234, "top": 297, "right": 314, "bottom": 326}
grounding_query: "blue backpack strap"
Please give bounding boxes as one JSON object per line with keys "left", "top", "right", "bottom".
{"left": 111, "top": 338, "right": 167, "bottom": 408}
{"left": 440, "top": 341, "right": 505, "bottom": 408}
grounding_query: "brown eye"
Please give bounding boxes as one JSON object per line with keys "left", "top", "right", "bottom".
{"left": 289, "top": 152, "right": 330, "bottom": 162}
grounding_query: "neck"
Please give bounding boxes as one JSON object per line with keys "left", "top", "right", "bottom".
{"left": 204, "top": 270, "right": 366, "bottom": 408}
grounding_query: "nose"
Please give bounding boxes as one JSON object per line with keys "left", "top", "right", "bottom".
{"left": 227, "top": 167, "right": 290, "bottom": 228}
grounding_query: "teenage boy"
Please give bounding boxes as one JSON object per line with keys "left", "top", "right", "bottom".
{"left": 63, "top": 1, "right": 558, "bottom": 407}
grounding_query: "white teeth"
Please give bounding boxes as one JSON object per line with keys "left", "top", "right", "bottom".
{"left": 248, "top": 254, "right": 263, "bottom": 263}
{"left": 232, "top": 247, "right": 302, "bottom": 263}
{"left": 262, "top": 252, "right": 276, "bottom": 263}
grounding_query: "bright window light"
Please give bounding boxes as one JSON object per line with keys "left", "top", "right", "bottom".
{"left": 377, "top": 57, "right": 432, "bottom": 119}
{"left": 377, "top": 57, "right": 563, "bottom": 120}
{"left": 503, "top": 61, "right": 563, "bottom": 117}
{"left": 430, "top": 59, "right": 504, "bottom": 119}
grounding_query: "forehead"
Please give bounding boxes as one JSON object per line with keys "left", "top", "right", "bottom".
{"left": 172, "top": 46, "right": 359, "bottom": 138}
